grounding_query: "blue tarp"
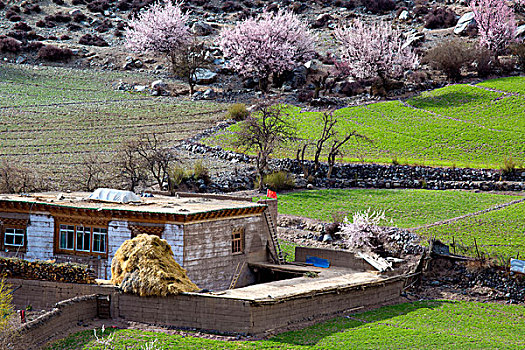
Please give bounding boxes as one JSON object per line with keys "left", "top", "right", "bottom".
{"left": 305, "top": 256, "right": 330, "bottom": 268}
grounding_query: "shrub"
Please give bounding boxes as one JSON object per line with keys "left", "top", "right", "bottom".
{"left": 362, "top": 0, "right": 396, "bottom": 14}
{"left": 226, "top": 103, "right": 250, "bottom": 121}
{"left": 73, "top": 12, "right": 87, "bottom": 22}
{"left": 13, "top": 22, "right": 31, "bottom": 31}
{"left": 424, "top": 7, "right": 457, "bottom": 29}
{"left": 193, "top": 160, "right": 210, "bottom": 182}
{"left": 87, "top": 0, "right": 110, "bottom": 13}
{"left": 510, "top": 42, "right": 525, "bottom": 69}
{"left": 6, "top": 11, "right": 21, "bottom": 22}
{"left": 425, "top": 39, "right": 473, "bottom": 81}
{"left": 37, "top": 45, "right": 73, "bottom": 61}
{"left": 79, "top": 34, "right": 109, "bottom": 46}
{"left": 170, "top": 165, "right": 187, "bottom": 186}
{"left": 500, "top": 156, "right": 519, "bottom": 174}
{"left": 72, "top": 0, "right": 87, "bottom": 4}
{"left": 0, "top": 37, "right": 21, "bottom": 53}
{"left": 45, "top": 12, "right": 72, "bottom": 23}
{"left": 472, "top": 45, "right": 496, "bottom": 77}
{"left": 263, "top": 171, "right": 295, "bottom": 190}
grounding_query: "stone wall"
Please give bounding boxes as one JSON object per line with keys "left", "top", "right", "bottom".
{"left": 19, "top": 295, "right": 98, "bottom": 350}
{"left": 183, "top": 214, "right": 269, "bottom": 291}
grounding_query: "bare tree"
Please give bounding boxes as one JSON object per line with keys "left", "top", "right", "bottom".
{"left": 117, "top": 134, "right": 175, "bottom": 192}
{"left": 170, "top": 38, "right": 209, "bottom": 96}
{"left": 327, "top": 132, "right": 369, "bottom": 178}
{"left": 0, "top": 160, "right": 41, "bottom": 193}
{"left": 234, "top": 103, "right": 296, "bottom": 190}
{"left": 296, "top": 111, "right": 341, "bottom": 180}
{"left": 116, "top": 140, "right": 147, "bottom": 192}
{"left": 135, "top": 134, "right": 175, "bottom": 192}
{"left": 74, "top": 153, "right": 109, "bottom": 191}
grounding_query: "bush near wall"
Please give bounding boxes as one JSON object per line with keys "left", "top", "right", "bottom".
{"left": 0, "top": 257, "right": 96, "bottom": 284}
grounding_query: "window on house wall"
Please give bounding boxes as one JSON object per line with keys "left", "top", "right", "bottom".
{"left": 57, "top": 223, "right": 107, "bottom": 255}
{"left": 76, "top": 226, "right": 91, "bottom": 252}
{"left": 232, "top": 227, "right": 245, "bottom": 254}
{"left": 92, "top": 228, "right": 107, "bottom": 253}
{"left": 4, "top": 228, "right": 25, "bottom": 247}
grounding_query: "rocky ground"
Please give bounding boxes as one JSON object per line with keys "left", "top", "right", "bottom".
{"left": 2, "top": 0, "right": 523, "bottom": 105}
{"left": 276, "top": 214, "right": 525, "bottom": 304}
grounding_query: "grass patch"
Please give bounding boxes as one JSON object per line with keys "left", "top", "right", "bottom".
{"left": 47, "top": 301, "right": 525, "bottom": 349}
{"left": 278, "top": 239, "right": 297, "bottom": 262}
{"left": 418, "top": 201, "right": 525, "bottom": 259}
{"left": 205, "top": 79, "right": 525, "bottom": 168}
{"left": 276, "top": 189, "right": 518, "bottom": 228}
{"left": 0, "top": 64, "right": 227, "bottom": 186}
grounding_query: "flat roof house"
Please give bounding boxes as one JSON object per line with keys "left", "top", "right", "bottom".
{"left": 0, "top": 189, "right": 277, "bottom": 290}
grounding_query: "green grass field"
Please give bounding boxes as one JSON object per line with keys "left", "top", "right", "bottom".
{"left": 206, "top": 77, "right": 525, "bottom": 168}
{"left": 47, "top": 301, "right": 525, "bottom": 350}
{"left": 0, "top": 64, "right": 227, "bottom": 185}
{"left": 276, "top": 189, "right": 518, "bottom": 228}
{"left": 417, "top": 201, "right": 525, "bottom": 259}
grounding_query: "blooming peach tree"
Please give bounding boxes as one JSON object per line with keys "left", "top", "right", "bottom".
{"left": 126, "top": 1, "right": 208, "bottom": 95}
{"left": 334, "top": 20, "right": 418, "bottom": 82}
{"left": 219, "top": 10, "right": 316, "bottom": 91}
{"left": 471, "top": 0, "right": 517, "bottom": 54}
{"left": 126, "top": 0, "right": 191, "bottom": 56}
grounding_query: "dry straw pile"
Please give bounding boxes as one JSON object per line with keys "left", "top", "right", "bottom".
{"left": 111, "top": 234, "right": 199, "bottom": 296}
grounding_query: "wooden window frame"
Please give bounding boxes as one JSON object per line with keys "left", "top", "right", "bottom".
{"left": 55, "top": 221, "right": 108, "bottom": 257}
{"left": 231, "top": 227, "right": 245, "bottom": 255}
{"left": 2, "top": 225, "right": 27, "bottom": 252}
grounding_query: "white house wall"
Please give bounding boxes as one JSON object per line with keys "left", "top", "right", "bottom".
{"left": 107, "top": 220, "right": 132, "bottom": 279}
{"left": 25, "top": 214, "right": 54, "bottom": 260}
{"left": 163, "top": 224, "right": 184, "bottom": 266}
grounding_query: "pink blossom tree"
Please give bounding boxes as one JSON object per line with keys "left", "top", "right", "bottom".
{"left": 126, "top": 1, "right": 206, "bottom": 94}
{"left": 334, "top": 20, "right": 418, "bottom": 85}
{"left": 219, "top": 10, "right": 316, "bottom": 91}
{"left": 470, "top": 0, "right": 517, "bottom": 55}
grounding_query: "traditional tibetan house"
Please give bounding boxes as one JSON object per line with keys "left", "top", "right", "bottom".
{"left": 0, "top": 189, "right": 278, "bottom": 290}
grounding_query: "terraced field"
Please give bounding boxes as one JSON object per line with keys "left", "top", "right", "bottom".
{"left": 207, "top": 77, "right": 525, "bottom": 168}
{"left": 0, "top": 64, "right": 227, "bottom": 185}
{"left": 275, "top": 189, "right": 524, "bottom": 259}
{"left": 417, "top": 201, "right": 525, "bottom": 259}
{"left": 47, "top": 301, "right": 525, "bottom": 349}
{"left": 276, "top": 189, "right": 519, "bottom": 228}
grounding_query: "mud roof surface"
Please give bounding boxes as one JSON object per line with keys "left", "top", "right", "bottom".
{"left": 0, "top": 192, "right": 265, "bottom": 215}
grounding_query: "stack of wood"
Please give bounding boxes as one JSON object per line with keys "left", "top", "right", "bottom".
{"left": 0, "top": 257, "right": 96, "bottom": 284}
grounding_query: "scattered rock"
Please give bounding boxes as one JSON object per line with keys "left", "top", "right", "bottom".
{"left": 193, "top": 68, "right": 217, "bottom": 84}
{"left": 454, "top": 12, "right": 475, "bottom": 35}
{"left": 192, "top": 21, "right": 213, "bottom": 36}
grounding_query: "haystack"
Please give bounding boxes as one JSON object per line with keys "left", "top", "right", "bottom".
{"left": 110, "top": 234, "right": 199, "bottom": 296}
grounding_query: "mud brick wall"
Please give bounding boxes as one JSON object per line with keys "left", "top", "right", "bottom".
{"left": 295, "top": 247, "right": 376, "bottom": 271}
{"left": 249, "top": 279, "right": 405, "bottom": 334}
{"left": 9, "top": 277, "right": 405, "bottom": 338}
{"left": 183, "top": 214, "right": 269, "bottom": 291}
{"left": 19, "top": 295, "right": 98, "bottom": 350}
{"left": 7, "top": 278, "right": 114, "bottom": 311}
{"left": 117, "top": 293, "right": 253, "bottom": 334}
